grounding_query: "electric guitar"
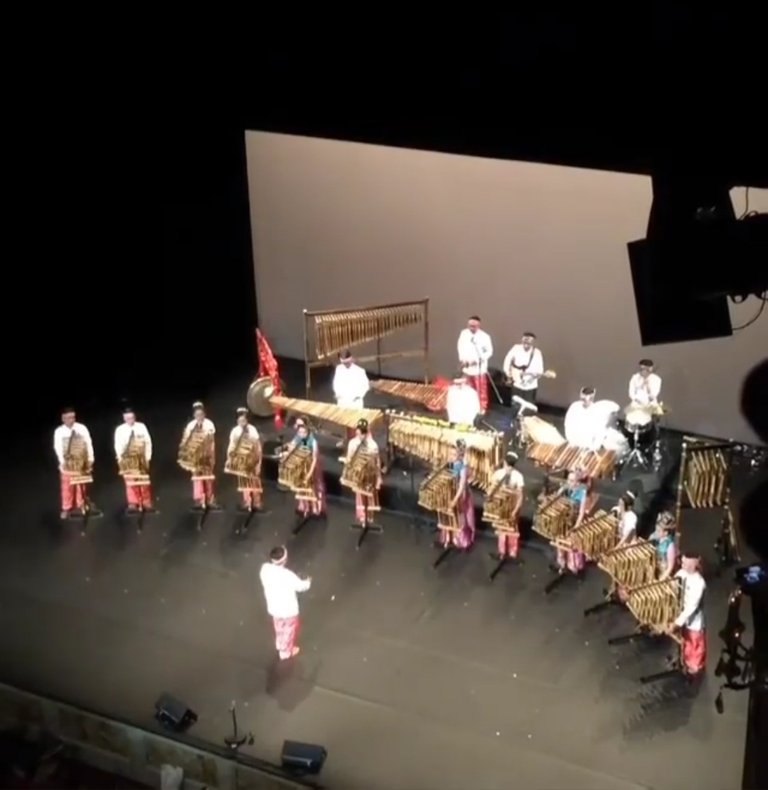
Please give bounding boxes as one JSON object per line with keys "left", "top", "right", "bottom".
{"left": 506, "top": 368, "right": 557, "bottom": 388}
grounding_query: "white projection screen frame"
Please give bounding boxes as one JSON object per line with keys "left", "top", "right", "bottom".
{"left": 246, "top": 131, "right": 768, "bottom": 445}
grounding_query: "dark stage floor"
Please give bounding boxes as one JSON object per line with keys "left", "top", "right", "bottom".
{"left": 1, "top": 363, "right": 759, "bottom": 789}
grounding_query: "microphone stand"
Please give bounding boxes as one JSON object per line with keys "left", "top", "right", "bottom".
{"left": 469, "top": 335, "right": 503, "bottom": 407}
{"left": 224, "top": 702, "right": 254, "bottom": 751}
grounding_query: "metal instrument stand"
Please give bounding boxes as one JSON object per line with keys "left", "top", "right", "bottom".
{"left": 584, "top": 589, "right": 622, "bottom": 617}
{"left": 433, "top": 540, "right": 456, "bottom": 569}
{"left": 607, "top": 631, "right": 686, "bottom": 684}
{"left": 350, "top": 495, "right": 383, "bottom": 550}
{"left": 70, "top": 499, "right": 103, "bottom": 537}
{"left": 489, "top": 551, "right": 522, "bottom": 582}
{"left": 544, "top": 568, "right": 577, "bottom": 595}
{"left": 623, "top": 425, "right": 651, "bottom": 470}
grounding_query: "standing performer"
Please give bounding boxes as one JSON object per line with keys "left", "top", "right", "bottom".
{"left": 437, "top": 439, "right": 476, "bottom": 550}
{"left": 457, "top": 315, "right": 493, "bottom": 414}
{"left": 332, "top": 350, "right": 370, "bottom": 446}
{"left": 651, "top": 512, "right": 679, "bottom": 580}
{"left": 503, "top": 332, "right": 545, "bottom": 416}
{"left": 487, "top": 451, "right": 524, "bottom": 559}
{"left": 53, "top": 407, "right": 97, "bottom": 520}
{"left": 614, "top": 492, "right": 637, "bottom": 549}
{"left": 628, "top": 359, "right": 662, "bottom": 407}
{"left": 259, "top": 545, "right": 312, "bottom": 660}
{"left": 286, "top": 422, "right": 326, "bottom": 518}
{"left": 114, "top": 407, "right": 154, "bottom": 512}
{"left": 178, "top": 401, "right": 220, "bottom": 510}
{"left": 446, "top": 373, "right": 481, "bottom": 426}
{"left": 552, "top": 470, "right": 592, "bottom": 575}
{"left": 344, "top": 418, "right": 382, "bottom": 527}
{"left": 226, "top": 407, "right": 263, "bottom": 512}
{"left": 670, "top": 553, "right": 707, "bottom": 677}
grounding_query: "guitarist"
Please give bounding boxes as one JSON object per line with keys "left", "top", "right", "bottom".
{"left": 503, "top": 332, "right": 545, "bottom": 417}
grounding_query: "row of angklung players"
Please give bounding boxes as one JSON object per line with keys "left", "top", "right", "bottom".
{"left": 53, "top": 400, "right": 707, "bottom": 677}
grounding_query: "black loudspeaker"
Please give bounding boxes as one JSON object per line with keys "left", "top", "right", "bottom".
{"left": 281, "top": 740, "right": 328, "bottom": 775}
{"left": 154, "top": 693, "right": 198, "bottom": 732}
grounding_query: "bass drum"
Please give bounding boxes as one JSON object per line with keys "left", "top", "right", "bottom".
{"left": 602, "top": 427, "right": 630, "bottom": 463}
{"left": 246, "top": 376, "right": 287, "bottom": 418}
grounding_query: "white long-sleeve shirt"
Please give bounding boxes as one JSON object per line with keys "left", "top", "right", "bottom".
{"left": 674, "top": 569, "right": 706, "bottom": 631}
{"left": 228, "top": 424, "right": 260, "bottom": 452}
{"left": 564, "top": 402, "right": 604, "bottom": 450}
{"left": 446, "top": 384, "right": 480, "bottom": 425}
{"left": 502, "top": 345, "right": 544, "bottom": 391}
{"left": 347, "top": 435, "right": 379, "bottom": 459}
{"left": 183, "top": 418, "right": 215, "bottom": 440}
{"left": 259, "top": 562, "right": 311, "bottom": 618}
{"left": 53, "top": 423, "right": 94, "bottom": 466}
{"left": 628, "top": 372, "right": 662, "bottom": 405}
{"left": 333, "top": 363, "right": 370, "bottom": 408}
{"left": 619, "top": 510, "right": 638, "bottom": 541}
{"left": 114, "top": 422, "right": 152, "bottom": 462}
{"left": 457, "top": 328, "right": 493, "bottom": 376}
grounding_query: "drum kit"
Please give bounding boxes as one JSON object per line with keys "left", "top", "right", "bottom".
{"left": 621, "top": 402, "right": 665, "bottom": 469}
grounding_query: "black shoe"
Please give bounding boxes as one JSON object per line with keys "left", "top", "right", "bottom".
{"left": 208, "top": 502, "right": 223, "bottom": 511}
{"left": 87, "top": 508, "right": 103, "bottom": 518}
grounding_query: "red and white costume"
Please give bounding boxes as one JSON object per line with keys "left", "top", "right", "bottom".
{"left": 259, "top": 560, "right": 311, "bottom": 660}
{"left": 53, "top": 422, "right": 94, "bottom": 515}
{"left": 227, "top": 423, "right": 262, "bottom": 509}
{"left": 182, "top": 417, "right": 217, "bottom": 506}
{"left": 346, "top": 434, "right": 381, "bottom": 524}
{"left": 490, "top": 465, "right": 524, "bottom": 558}
{"left": 114, "top": 421, "right": 153, "bottom": 510}
{"left": 674, "top": 567, "right": 707, "bottom": 675}
{"left": 457, "top": 327, "right": 493, "bottom": 413}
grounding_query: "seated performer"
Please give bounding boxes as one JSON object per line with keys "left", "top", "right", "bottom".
{"left": 446, "top": 373, "right": 481, "bottom": 427}
{"left": 437, "top": 439, "right": 476, "bottom": 550}
{"left": 114, "top": 407, "right": 154, "bottom": 513}
{"left": 628, "top": 359, "right": 662, "bottom": 407}
{"left": 180, "top": 401, "right": 220, "bottom": 510}
{"left": 345, "top": 418, "right": 382, "bottom": 526}
{"left": 650, "top": 511, "right": 678, "bottom": 580}
{"left": 503, "top": 331, "right": 544, "bottom": 416}
{"left": 488, "top": 451, "right": 524, "bottom": 559}
{"left": 227, "top": 407, "right": 263, "bottom": 512}
{"left": 287, "top": 422, "right": 326, "bottom": 518}
{"left": 457, "top": 315, "right": 493, "bottom": 415}
{"left": 669, "top": 553, "right": 707, "bottom": 677}
{"left": 53, "top": 407, "right": 98, "bottom": 520}
{"left": 333, "top": 350, "right": 370, "bottom": 445}
{"left": 614, "top": 492, "right": 637, "bottom": 549}
{"left": 552, "top": 470, "right": 592, "bottom": 575}
{"left": 564, "top": 387, "right": 603, "bottom": 450}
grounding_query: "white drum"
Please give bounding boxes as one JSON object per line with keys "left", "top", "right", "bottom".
{"left": 594, "top": 399, "right": 621, "bottom": 430}
{"left": 522, "top": 415, "right": 566, "bottom": 446}
{"left": 624, "top": 405, "right": 653, "bottom": 431}
{"left": 602, "top": 427, "right": 630, "bottom": 462}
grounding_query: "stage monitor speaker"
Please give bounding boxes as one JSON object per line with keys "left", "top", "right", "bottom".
{"left": 154, "top": 693, "right": 198, "bottom": 733}
{"left": 281, "top": 740, "right": 328, "bottom": 775}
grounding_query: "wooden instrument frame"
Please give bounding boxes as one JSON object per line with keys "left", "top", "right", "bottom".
{"left": 675, "top": 435, "right": 738, "bottom": 559}
{"left": 302, "top": 298, "right": 430, "bottom": 396}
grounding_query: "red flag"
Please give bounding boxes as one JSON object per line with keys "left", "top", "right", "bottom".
{"left": 255, "top": 329, "right": 285, "bottom": 429}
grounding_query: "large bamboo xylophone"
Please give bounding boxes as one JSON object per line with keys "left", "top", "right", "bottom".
{"left": 625, "top": 578, "right": 683, "bottom": 639}
{"left": 527, "top": 442, "right": 616, "bottom": 479}
{"left": 418, "top": 467, "right": 459, "bottom": 532}
{"left": 553, "top": 510, "right": 619, "bottom": 561}
{"left": 677, "top": 436, "right": 731, "bottom": 512}
{"left": 597, "top": 540, "right": 656, "bottom": 590}
{"left": 303, "top": 299, "right": 430, "bottom": 394}
{"left": 370, "top": 378, "right": 447, "bottom": 411}
{"left": 387, "top": 410, "right": 503, "bottom": 490}
{"left": 532, "top": 493, "right": 577, "bottom": 541}
{"left": 269, "top": 395, "right": 385, "bottom": 432}
{"left": 278, "top": 445, "right": 316, "bottom": 502}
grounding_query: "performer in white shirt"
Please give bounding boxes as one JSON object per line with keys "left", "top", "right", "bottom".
{"left": 227, "top": 408, "right": 262, "bottom": 511}
{"left": 259, "top": 545, "right": 312, "bottom": 660}
{"left": 488, "top": 451, "right": 525, "bottom": 560}
{"left": 446, "top": 373, "right": 481, "bottom": 426}
{"left": 179, "top": 401, "right": 220, "bottom": 510}
{"left": 332, "top": 349, "right": 371, "bottom": 445}
{"left": 628, "top": 359, "right": 662, "bottom": 406}
{"left": 670, "top": 554, "right": 707, "bottom": 676}
{"left": 503, "top": 332, "right": 545, "bottom": 414}
{"left": 53, "top": 407, "right": 97, "bottom": 520}
{"left": 344, "top": 418, "right": 382, "bottom": 527}
{"left": 114, "top": 407, "right": 154, "bottom": 512}
{"left": 564, "top": 387, "right": 604, "bottom": 450}
{"left": 457, "top": 315, "right": 493, "bottom": 414}
{"left": 614, "top": 492, "right": 638, "bottom": 548}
